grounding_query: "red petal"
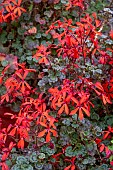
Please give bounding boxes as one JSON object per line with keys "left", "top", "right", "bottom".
{"left": 64, "top": 165, "right": 71, "bottom": 170}
{"left": 2, "top": 153, "right": 9, "bottom": 161}
{"left": 110, "top": 161, "right": 113, "bottom": 166}
{"left": 79, "top": 108, "right": 84, "bottom": 120}
{"left": 71, "top": 165, "right": 75, "bottom": 170}
{"left": 103, "top": 132, "right": 110, "bottom": 140}
{"left": 70, "top": 108, "right": 79, "bottom": 115}
{"left": 95, "top": 82, "right": 104, "bottom": 91}
{"left": 21, "top": 82, "right": 25, "bottom": 93}
{"left": 46, "top": 132, "right": 51, "bottom": 142}
{"left": 38, "top": 129, "right": 47, "bottom": 137}
{"left": 9, "top": 127, "right": 16, "bottom": 136}
{"left": 0, "top": 76, "right": 3, "bottom": 84}
{"left": 82, "top": 107, "right": 90, "bottom": 117}
{"left": 17, "top": 138, "right": 24, "bottom": 149}
{"left": 58, "top": 105, "right": 65, "bottom": 115}
{"left": 50, "top": 129, "right": 57, "bottom": 137}
{"left": 71, "top": 97, "right": 78, "bottom": 104}
{"left": 65, "top": 104, "right": 69, "bottom": 115}
{"left": 100, "top": 144, "right": 104, "bottom": 152}
{"left": 110, "top": 30, "right": 113, "bottom": 39}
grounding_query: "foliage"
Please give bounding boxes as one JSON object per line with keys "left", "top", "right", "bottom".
{"left": 0, "top": 0, "right": 113, "bottom": 170}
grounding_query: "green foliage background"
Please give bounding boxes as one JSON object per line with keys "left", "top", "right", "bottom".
{"left": 0, "top": 0, "right": 113, "bottom": 169}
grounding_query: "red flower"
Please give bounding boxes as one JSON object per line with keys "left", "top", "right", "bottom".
{"left": 109, "top": 30, "right": 113, "bottom": 39}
